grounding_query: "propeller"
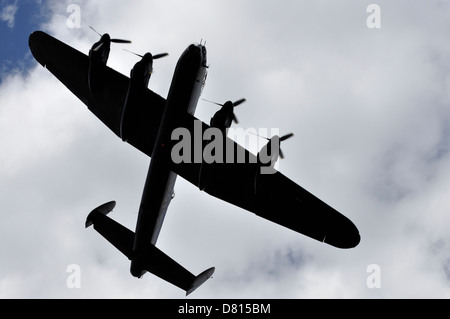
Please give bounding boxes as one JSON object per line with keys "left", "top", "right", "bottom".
{"left": 90, "top": 26, "right": 132, "bottom": 51}
{"left": 251, "top": 132, "right": 294, "bottom": 159}
{"left": 277, "top": 133, "right": 294, "bottom": 159}
{"left": 124, "top": 49, "right": 169, "bottom": 60}
{"left": 203, "top": 98, "right": 246, "bottom": 124}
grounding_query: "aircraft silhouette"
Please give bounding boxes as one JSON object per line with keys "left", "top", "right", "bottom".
{"left": 28, "top": 30, "right": 360, "bottom": 295}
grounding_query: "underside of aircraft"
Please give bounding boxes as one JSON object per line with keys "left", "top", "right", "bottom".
{"left": 28, "top": 30, "right": 360, "bottom": 295}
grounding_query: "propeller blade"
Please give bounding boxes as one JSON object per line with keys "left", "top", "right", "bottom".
{"left": 111, "top": 38, "right": 132, "bottom": 44}
{"left": 279, "top": 148, "right": 285, "bottom": 160}
{"left": 153, "top": 53, "right": 169, "bottom": 60}
{"left": 202, "top": 99, "right": 224, "bottom": 107}
{"left": 280, "top": 133, "right": 294, "bottom": 142}
{"left": 233, "top": 98, "right": 246, "bottom": 107}
{"left": 247, "top": 131, "right": 269, "bottom": 141}
{"left": 123, "top": 49, "right": 143, "bottom": 58}
{"left": 232, "top": 113, "right": 239, "bottom": 124}
{"left": 89, "top": 26, "right": 102, "bottom": 37}
{"left": 90, "top": 26, "right": 131, "bottom": 44}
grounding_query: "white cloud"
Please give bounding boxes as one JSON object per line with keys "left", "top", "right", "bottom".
{"left": 1, "top": 0, "right": 450, "bottom": 299}
{"left": 0, "top": 1, "right": 18, "bottom": 28}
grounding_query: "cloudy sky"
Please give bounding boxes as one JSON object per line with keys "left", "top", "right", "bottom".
{"left": 1, "top": 0, "right": 450, "bottom": 299}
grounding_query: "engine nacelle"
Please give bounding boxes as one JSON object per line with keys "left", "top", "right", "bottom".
{"left": 120, "top": 55, "right": 153, "bottom": 141}
{"left": 210, "top": 110, "right": 230, "bottom": 131}
{"left": 209, "top": 101, "right": 236, "bottom": 131}
{"left": 198, "top": 162, "right": 210, "bottom": 191}
{"left": 88, "top": 35, "right": 111, "bottom": 93}
{"left": 253, "top": 139, "right": 279, "bottom": 195}
{"left": 130, "top": 53, "right": 153, "bottom": 89}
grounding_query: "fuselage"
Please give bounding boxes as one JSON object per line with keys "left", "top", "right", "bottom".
{"left": 130, "top": 44, "right": 207, "bottom": 277}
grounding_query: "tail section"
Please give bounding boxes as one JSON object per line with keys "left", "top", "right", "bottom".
{"left": 131, "top": 243, "right": 215, "bottom": 296}
{"left": 86, "top": 201, "right": 134, "bottom": 258}
{"left": 85, "top": 202, "right": 214, "bottom": 295}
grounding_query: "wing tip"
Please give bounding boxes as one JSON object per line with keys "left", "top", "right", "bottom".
{"left": 186, "top": 267, "right": 215, "bottom": 296}
{"left": 28, "top": 30, "right": 48, "bottom": 67}
{"left": 324, "top": 221, "right": 361, "bottom": 249}
{"left": 85, "top": 201, "right": 116, "bottom": 228}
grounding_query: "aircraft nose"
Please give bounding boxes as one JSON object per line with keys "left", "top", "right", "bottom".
{"left": 189, "top": 44, "right": 200, "bottom": 53}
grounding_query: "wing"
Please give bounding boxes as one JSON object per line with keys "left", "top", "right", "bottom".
{"left": 28, "top": 31, "right": 165, "bottom": 155}
{"left": 170, "top": 115, "right": 361, "bottom": 249}
{"left": 28, "top": 31, "right": 359, "bottom": 249}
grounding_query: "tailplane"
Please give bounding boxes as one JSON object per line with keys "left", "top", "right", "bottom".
{"left": 85, "top": 202, "right": 215, "bottom": 295}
